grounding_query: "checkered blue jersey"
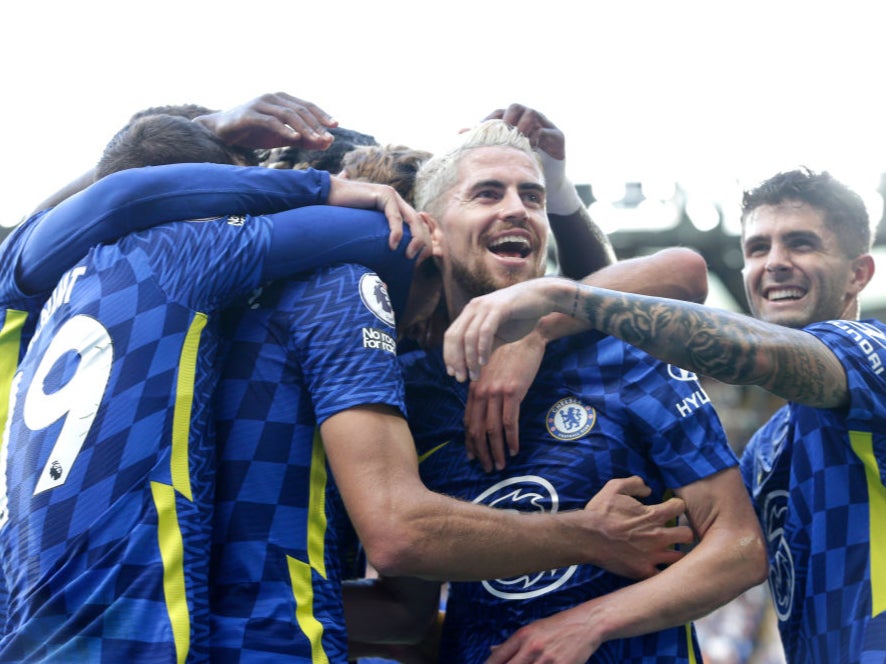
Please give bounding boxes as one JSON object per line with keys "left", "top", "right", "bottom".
{"left": 0, "top": 215, "right": 274, "bottom": 663}
{"left": 211, "top": 263, "right": 408, "bottom": 663}
{"left": 740, "top": 318, "right": 886, "bottom": 664}
{"left": 400, "top": 331, "right": 739, "bottom": 664}
{"left": 0, "top": 211, "right": 53, "bottom": 638}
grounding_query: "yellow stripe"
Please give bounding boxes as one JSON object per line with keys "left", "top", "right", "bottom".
{"left": 418, "top": 440, "right": 451, "bottom": 464}
{"left": 307, "top": 430, "right": 329, "bottom": 579}
{"left": 850, "top": 430, "right": 886, "bottom": 616}
{"left": 0, "top": 310, "right": 27, "bottom": 440}
{"left": 151, "top": 481, "right": 190, "bottom": 664}
{"left": 284, "top": 431, "right": 330, "bottom": 662}
{"left": 288, "top": 556, "right": 329, "bottom": 664}
{"left": 171, "top": 312, "right": 208, "bottom": 501}
{"left": 685, "top": 623, "right": 698, "bottom": 663}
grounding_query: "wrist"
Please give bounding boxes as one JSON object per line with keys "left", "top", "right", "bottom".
{"left": 539, "top": 151, "right": 583, "bottom": 216}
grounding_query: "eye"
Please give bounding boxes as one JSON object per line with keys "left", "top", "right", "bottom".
{"left": 475, "top": 188, "right": 501, "bottom": 201}
{"left": 789, "top": 238, "right": 816, "bottom": 251}
{"left": 521, "top": 190, "right": 545, "bottom": 208}
{"left": 744, "top": 242, "right": 768, "bottom": 258}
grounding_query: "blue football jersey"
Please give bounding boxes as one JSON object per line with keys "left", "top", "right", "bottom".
{"left": 0, "top": 212, "right": 52, "bottom": 638}
{"left": 740, "top": 318, "right": 886, "bottom": 664}
{"left": 0, "top": 215, "right": 272, "bottom": 663}
{"left": 211, "top": 263, "right": 407, "bottom": 663}
{"left": 401, "top": 331, "right": 738, "bottom": 663}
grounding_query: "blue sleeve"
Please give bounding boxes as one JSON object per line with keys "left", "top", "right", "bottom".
{"left": 19, "top": 163, "right": 331, "bottom": 293}
{"left": 262, "top": 205, "right": 416, "bottom": 316}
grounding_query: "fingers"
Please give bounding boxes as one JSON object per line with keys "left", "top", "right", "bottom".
{"left": 652, "top": 496, "right": 689, "bottom": 527}
{"left": 484, "top": 392, "right": 507, "bottom": 472}
{"left": 379, "top": 195, "right": 405, "bottom": 250}
{"left": 502, "top": 395, "right": 521, "bottom": 459}
{"left": 464, "top": 383, "right": 495, "bottom": 472}
{"left": 259, "top": 92, "right": 337, "bottom": 149}
{"left": 443, "top": 313, "right": 470, "bottom": 382}
{"left": 606, "top": 474, "right": 653, "bottom": 500}
{"left": 484, "top": 640, "right": 517, "bottom": 664}
{"left": 400, "top": 207, "right": 430, "bottom": 260}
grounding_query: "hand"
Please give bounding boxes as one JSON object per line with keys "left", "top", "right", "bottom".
{"left": 444, "top": 277, "right": 572, "bottom": 382}
{"left": 485, "top": 104, "right": 565, "bottom": 160}
{"left": 585, "top": 476, "right": 693, "bottom": 579}
{"left": 464, "top": 334, "right": 545, "bottom": 472}
{"left": 327, "top": 177, "right": 429, "bottom": 259}
{"left": 485, "top": 604, "right": 601, "bottom": 664}
{"left": 193, "top": 92, "right": 338, "bottom": 150}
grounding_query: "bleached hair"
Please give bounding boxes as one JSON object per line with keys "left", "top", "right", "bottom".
{"left": 414, "top": 120, "right": 541, "bottom": 216}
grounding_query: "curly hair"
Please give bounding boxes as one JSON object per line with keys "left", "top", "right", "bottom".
{"left": 741, "top": 167, "right": 872, "bottom": 257}
{"left": 340, "top": 145, "right": 432, "bottom": 206}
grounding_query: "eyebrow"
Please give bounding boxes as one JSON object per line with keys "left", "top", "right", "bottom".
{"left": 743, "top": 229, "right": 822, "bottom": 248}
{"left": 468, "top": 179, "right": 546, "bottom": 195}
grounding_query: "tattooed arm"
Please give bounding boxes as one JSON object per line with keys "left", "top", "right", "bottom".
{"left": 443, "top": 276, "right": 849, "bottom": 409}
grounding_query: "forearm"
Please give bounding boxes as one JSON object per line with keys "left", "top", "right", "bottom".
{"left": 548, "top": 207, "right": 615, "bottom": 280}
{"left": 568, "top": 281, "right": 847, "bottom": 405}
{"left": 581, "top": 520, "right": 766, "bottom": 644}
{"left": 536, "top": 247, "right": 709, "bottom": 344}
{"left": 368, "top": 487, "right": 613, "bottom": 580}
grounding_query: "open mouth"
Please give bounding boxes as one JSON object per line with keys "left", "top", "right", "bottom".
{"left": 764, "top": 286, "right": 806, "bottom": 302}
{"left": 488, "top": 234, "right": 532, "bottom": 259}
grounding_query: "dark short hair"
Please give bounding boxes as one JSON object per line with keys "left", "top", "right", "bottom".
{"left": 107, "top": 103, "right": 258, "bottom": 169}
{"left": 260, "top": 126, "right": 378, "bottom": 173}
{"left": 95, "top": 114, "right": 243, "bottom": 180}
{"left": 741, "top": 167, "right": 872, "bottom": 256}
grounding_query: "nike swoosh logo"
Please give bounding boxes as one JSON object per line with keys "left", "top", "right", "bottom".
{"left": 418, "top": 440, "right": 452, "bottom": 464}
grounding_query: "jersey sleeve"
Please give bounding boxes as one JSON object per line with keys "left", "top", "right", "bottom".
{"left": 262, "top": 206, "right": 416, "bottom": 316}
{"left": 18, "top": 164, "right": 330, "bottom": 293}
{"left": 292, "top": 263, "right": 406, "bottom": 424}
{"left": 805, "top": 319, "right": 886, "bottom": 479}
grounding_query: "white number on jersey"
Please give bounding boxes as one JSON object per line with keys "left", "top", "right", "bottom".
{"left": 25, "top": 315, "right": 114, "bottom": 495}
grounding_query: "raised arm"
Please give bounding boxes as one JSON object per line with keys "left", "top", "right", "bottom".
{"left": 192, "top": 91, "right": 338, "bottom": 151}
{"left": 486, "top": 104, "right": 615, "bottom": 278}
{"left": 445, "top": 275, "right": 850, "bottom": 408}
{"left": 28, "top": 91, "right": 340, "bottom": 218}
{"left": 462, "top": 247, "right": 709, "bottom": 471}
{"left": 20, "top": 166, "right": 426, "bottom": 295}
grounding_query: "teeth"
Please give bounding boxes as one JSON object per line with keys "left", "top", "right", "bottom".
{"left": 489, "top": 235, "right": 530, "bottom": 249}
{"left": 767, "top": 288, "right": 804, "bottom": 301}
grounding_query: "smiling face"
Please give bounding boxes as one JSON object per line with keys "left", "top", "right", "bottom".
{"left": 741, "top": 201, "right": 869, "bottom": 328}
{"left": 428, "top": 146, "right": 549, "bottom": 316}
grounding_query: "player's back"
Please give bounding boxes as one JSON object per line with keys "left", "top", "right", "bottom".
{"left": 0, "top": 215, "right": 271, "bottom": 662}
{"left": 211, "top": 263, "right": 406, "bottom": 663}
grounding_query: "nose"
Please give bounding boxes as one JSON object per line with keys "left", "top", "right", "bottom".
{"left": 498, "top": 187, "right": 529, "bottom": 221}
{"left": 764, "top": 243, "right": 791, "bottom": 274}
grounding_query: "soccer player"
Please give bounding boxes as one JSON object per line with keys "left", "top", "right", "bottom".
{"left": 205, "top": 209, "right": 696, "bottom": 661}
{"left": 378, "top": 119, "right": 767, "bottom": 662}
{"left": 445, "top": 167, "right": 885, "bottom": 663}
{"left": 0, "top": 113, "right": 421, "bottom": 662}
{"left": 0, "top": 90, "right": 390, "bottom": 641}
{"left": 1, "top": 110, "right": 693, "bottom": 663}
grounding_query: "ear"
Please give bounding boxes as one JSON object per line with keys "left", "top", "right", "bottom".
{"left": 848, "top": 253, "right": 875, "bottom": 296}
{"left": 420, "top": 211, "right": 445, "bottom": 258}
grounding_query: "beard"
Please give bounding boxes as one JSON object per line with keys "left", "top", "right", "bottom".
{"left": 449, "top": 254, "right": 543, "bottom": 300}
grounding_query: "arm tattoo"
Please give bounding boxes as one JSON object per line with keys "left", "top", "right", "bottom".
{"left": 579, "top": 289, "right": 841, "bottom": 404}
